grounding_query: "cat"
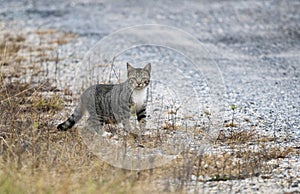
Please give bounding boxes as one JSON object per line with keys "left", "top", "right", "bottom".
{"left": 57, "top": 63, "right": 151, "bottom": 135}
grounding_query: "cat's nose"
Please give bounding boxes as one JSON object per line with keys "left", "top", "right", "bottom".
{"left": 137, "top": 83, "right": 144, "bottom": 87}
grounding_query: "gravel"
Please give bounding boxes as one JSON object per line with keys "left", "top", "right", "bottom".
{"left": 1, "top": 0, "right": 299, "bottom": 193}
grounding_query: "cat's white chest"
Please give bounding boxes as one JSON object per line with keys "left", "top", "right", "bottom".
{"left": 132, "top": 88, "right": 147, "bottom": 109}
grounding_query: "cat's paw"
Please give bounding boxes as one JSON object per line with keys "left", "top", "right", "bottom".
{"left": 139, "top": 119, "right": 146, "bottom": 131}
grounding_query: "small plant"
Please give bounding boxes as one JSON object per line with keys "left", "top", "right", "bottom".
{"left": 224, "top": 104, "right": 238, "bottom": 128}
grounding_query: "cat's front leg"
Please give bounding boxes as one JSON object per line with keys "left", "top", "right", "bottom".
{"left": 122, "top": 117, "right": 142, "bottom": 139}
{"left": 136, "top": 106, "right": 147, "bottom": 131}
{"left": 138, "top": 119, "right": 146, "bottom": 132}
{"left": 121, "top": 118, "right": 132, "bottom": 134}
{"left": 87, "top": 116, "right": 104, "bottom": 135}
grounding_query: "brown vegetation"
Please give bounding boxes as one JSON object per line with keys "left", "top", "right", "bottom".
{"left": 0, "top": 31, "right": 299, "bottom": 193}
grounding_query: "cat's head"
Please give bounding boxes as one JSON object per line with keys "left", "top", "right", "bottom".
{"left": 127, "top": 63, "right": 151, "bottom": 90}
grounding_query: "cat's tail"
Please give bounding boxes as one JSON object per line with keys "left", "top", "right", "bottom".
{"left": 57, "top": 100, "right": 84, "bottom": 131}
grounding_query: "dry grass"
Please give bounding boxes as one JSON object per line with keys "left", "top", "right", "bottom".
{"left": 0, "top": 31, "right": 154, "bottom": 193}
{"left": 0, "top": 63, "right": 142, "bottom": 193}
{"left": 0, "top": 30, "right": 299, "bottom": 193}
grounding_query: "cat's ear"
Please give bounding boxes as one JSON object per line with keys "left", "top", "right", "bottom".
{"left": 127, "top": 62, "right": 134, "bottom": 72}
{"left": 144, "top": 63, "right": 151, "bottom": 73}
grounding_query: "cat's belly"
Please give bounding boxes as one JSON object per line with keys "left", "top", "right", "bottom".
{"left": 103, "top": 117, "right": 118, "bottom": 124}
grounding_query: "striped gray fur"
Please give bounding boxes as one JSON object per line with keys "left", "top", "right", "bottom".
{"left": 57, "top": 63, "right": 151, "bottom": 134}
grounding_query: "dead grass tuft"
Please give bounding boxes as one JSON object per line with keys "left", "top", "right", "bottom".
{"left": 218, "top": 128, "right": 256, "bottom": 144}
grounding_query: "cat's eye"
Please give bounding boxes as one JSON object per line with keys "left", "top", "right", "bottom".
{"left": 129, "top": 78, "right": 137, "bottom": 82}
{"left": 141, "top": 78, "right": 149, "bottom": 83}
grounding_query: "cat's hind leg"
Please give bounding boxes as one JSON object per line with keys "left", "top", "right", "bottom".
{"left": 87, "top": 115, "right": 104, "bottom": 135}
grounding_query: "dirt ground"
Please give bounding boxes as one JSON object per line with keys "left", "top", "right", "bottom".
{"left": 0, "top": 0, "right": 299, "bottom": 193}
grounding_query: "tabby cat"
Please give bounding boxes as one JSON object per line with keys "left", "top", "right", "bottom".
{"left": 57, "top": 63, "right": 151, "bottom": 134}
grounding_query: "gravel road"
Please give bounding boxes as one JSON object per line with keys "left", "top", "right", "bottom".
{"left": 1, "top": 0, "right": 299, "bottom": 193}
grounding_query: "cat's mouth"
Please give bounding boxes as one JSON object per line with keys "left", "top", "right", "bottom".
{"left": 134, "top": 83, "right": 147, "bottom": 90}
